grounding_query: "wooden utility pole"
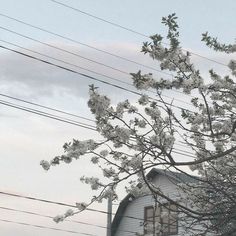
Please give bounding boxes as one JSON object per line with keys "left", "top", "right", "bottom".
{"left": 106, "top": 195, "right": 112, "bottom": 236}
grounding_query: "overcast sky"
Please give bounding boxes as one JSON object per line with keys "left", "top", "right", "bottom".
{"left": 0, "top": 0, "right": 235, "bottom": 235}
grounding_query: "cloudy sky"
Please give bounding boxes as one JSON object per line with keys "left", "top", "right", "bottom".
{"left": 0, "top": 0, "right": 235, "bottom": 235}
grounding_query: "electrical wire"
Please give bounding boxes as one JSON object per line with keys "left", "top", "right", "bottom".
{"left": 0, "top": 93, "right": 95, "bottom": 122}
{"left": 0, "top": 93, "right": 95, "bottom": 123}
{"left": 50, "top": 0, "right": 228, "bottom": 67}
{"left": 0, "top": 37, "right": 142, "bottom": 90}
{"left": 0, "top": 12, "right": 227, "bottom": 105}
{"left": 0, "top": 92, "right": 196, "bottom": 156}
{"left": 0, "top": 26, "right": 129, "bottom": 76}
{"left": 0, "top": 218, "right": 98, "bottom": 236}
{"left": 0, "top": 99, "right": 97, "bottom": 131}
{"left": 0, "top": 190, "right": 192, "bottom": 229}
{"left": 0, "top": 24, "right": 213, "bottom": 107}
{"left": 0, "top": 206, "right": 138, "bottom": 234}
{"left": 0, "top": 45, "right": 143, "bottom": 96}
{"left": 0, "top": 98, "right": 196, "bottom": 157}
{"left": 0, "top": 17, "right": 212, "bottom": 106}
{"left": 0, "top": 45, "right": 197, "bottom": 156}
{"left": 0, "top": 12, "right": 172, "bottom": 75}
{"left": 0, "top": 37, "right": 194, "bottom": 109}
{"left": 0, "top": 44, "right": 197, "bottom": 115}
{"left": 51, "top": 0, "right": 149, "bottom": 38}
{"left": 0, "top": 191, "right": 145, "bottom": 222}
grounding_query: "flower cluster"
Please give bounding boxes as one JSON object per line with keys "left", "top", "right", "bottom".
{"left": 76, "top": 202, "right": 88, "bottom": 211}
{"left": 40, "top": 160, "right": 50, "bottom": 171}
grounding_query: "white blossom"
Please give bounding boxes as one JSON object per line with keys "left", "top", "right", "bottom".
{"left": 40, "top": 160, "right": 50, "bottom": 171}
{"left": 138, "top": 94, "right": 149, "bottom": 105}
{"left": 228, "top": 60, "right": 236, "bottom": 76}
{"left": 76, "top": 202, "right": 87, "bottom": 211}
{"left": 103, "top": 167, "right": 116, "bottom": 178}
{"left": 100, "top": 150, "right": 109, "bottom": 157}
{"left": 53, "top": 215, "right": 64, "bottom": 223}
{"left": 91, "top": 156, "right": 99, "bottom": 164}
{"left": 80, "top": 176, "right": 101, "bottom": 190}
{"left": 65, "top": 209, "right": 74, "bottom": 217}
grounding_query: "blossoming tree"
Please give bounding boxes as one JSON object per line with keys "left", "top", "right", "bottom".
{"left": 41, "top": 14, "right": 236, "bottom": 235}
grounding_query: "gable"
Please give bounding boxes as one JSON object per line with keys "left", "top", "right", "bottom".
{"left": 111, "top": 168, "right": 197, "bottom": 236}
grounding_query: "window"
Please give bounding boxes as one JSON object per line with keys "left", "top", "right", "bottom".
{"left": 144, "top": 203, "right": 178, "bottom": 235}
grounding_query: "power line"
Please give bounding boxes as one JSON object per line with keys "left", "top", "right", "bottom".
{"left": 0, "top": 26, "right": 128, "bottom": 76}
{"left": 0, "top": 13, "right": 226, "bottom": 105}
{"left": 0, "top": 45, "right": 197, "bottom": 156}
{"left": 0, "top": 218, "right": 98, "bottom": 236}
{"left": 0, "top": 37, "right": 139, "bottom": 90}
{"left": 0, "top": 99, "right": 97, "bottom": 131}
{"left": 0, "top": 17, "right": 209, "bottom": 105}
{"left": 0, "top": 99, "right": 96, "bottom": 129}
{"left": 51, "top": 0, "right": 149, "bottom": 37}
{"left": 0, "top": 44, "right": 196, "bottom": 114}
{"left": 0, "top": 98, "right": 196, "bottom": 157}
{"left": 0, "top": 191, "right": 144, "bottom": 223}
{"left": 0, "top": 206, "right": 106, "bottom": 229}
{"left": 0, "top": 93, "right": 95, "bottom": 123}
{"left": 0, "top": 206, "right": 138, "bottom": 235}
{"left": 50, "top": 0, "right": 228, "bottom": 67}
{"left": 0, "top": 190, "right": 190, "bottom": 229}
{"left": 0, "top": 44, "right": 144, "bottom": 96}
{"left": 0, "top": 12, "right": 172, "bottom": 75}
{"left": 0, "top": 24, "right": 211, "bottom": 106}
{"left": 1, "top": 190, "right": 180, "bottom": 236}
{"left": 0, "top": 92, "right": 195, "bottom": 156}
{"left": 0, "top": 37, "right": 194, "bottom": 108}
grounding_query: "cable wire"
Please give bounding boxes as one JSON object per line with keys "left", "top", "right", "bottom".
{"left": 0, "top": 93, "right": 196, "bottom": 156}
{"left": 0, "top": 37, "right": 194, "bottom": 108}
{"left": 0, "top": 99, "right": 97, "bottom": 131}
{"left": 50, "top": 0, "right": 228, "bottom": 67}
{"left": 0, "top": 98, "right": 196, "bottom": 157}
{"left": 0, "top": 44, "right": 196, "bottom": 114}
{"left": 0, "top": 92, "right": 95, "bottom": 122}
{"left": 0, "top": 206, "right": 138, "bottom": 234}
{"left": 51, "top": 0, "right": 149, "bottom": 38}
{"left": 0, "top": 12, "right": 172, "bottom": 75}
{"left": 0, "top": 218, "right": 98, "bottom": 236}
{"left": 0, "top": 45, "right": 197, "bottom": 156}
{"left": 0, "top": 191, "right": 145, "bottom": 222}
{"left": 0, "top": 26, "right": 128, "bottom": 76}
{"left": 0, "top": 23, "right": 213, "bottom": 105}
{"left": 0, "top": 190, "right": 191, "bottom": 229}
{"left": 0, "top": 37, "right": 139, "bottom": 89}
{"left": 0, "top": 12, "right": 227, "bottom": 105}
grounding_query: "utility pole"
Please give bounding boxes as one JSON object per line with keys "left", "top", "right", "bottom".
{"left": 106, "top": 195, "right": 112, "bottom": 236}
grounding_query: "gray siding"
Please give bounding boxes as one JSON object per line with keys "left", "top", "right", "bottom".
{"left": 114, "top": 175, "right": 181, "bottom": 236}
{"left": 115, "top": 195, "right": 153, "bottom": 236}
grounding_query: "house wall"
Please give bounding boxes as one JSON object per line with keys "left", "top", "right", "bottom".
{"left": 114, "top": 175, "right": 182, "bottom": 236}
{"left": 114, "top": 194, "right": 153, "bottom": 236}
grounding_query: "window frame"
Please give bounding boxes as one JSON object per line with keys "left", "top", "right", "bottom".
{"left": 144, "top": 206, "right": 154, "bottom": 235}
{"left": 144, "top": 203, "right": 178, "bottom": 236}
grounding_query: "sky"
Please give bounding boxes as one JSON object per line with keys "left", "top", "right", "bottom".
{"left": 0, "top": 0, "right": 235, "bottom": 235}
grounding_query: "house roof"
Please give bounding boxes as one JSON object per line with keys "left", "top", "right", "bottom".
{"left": 111, "top": 193, "right": 134, "bottom": 236}
{"left": 111, "top": 168, "right": 197, "bottom": 236}
{"left": 146, "top": 168, "right": 198, "bottom": 183}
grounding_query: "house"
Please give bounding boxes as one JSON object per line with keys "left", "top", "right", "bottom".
{"left": 111, "top": 168, "right": 199, "bottom": 236}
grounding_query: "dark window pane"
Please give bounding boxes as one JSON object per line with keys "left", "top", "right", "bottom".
{"left": 146, "top": 208, "right": 154, "bottom": 218}
{"left": 144, "top": 204, "right": 178, "bottom": 235}
{"left": 144, "top": 207, "right": 154, "bottom": 234}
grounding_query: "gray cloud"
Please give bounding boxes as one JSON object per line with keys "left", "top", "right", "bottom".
{"left": 0, "top": 41, "right": 232, "bottom": 122}
{"left": 0, "top": 42, "right": 159, "bottom": 102}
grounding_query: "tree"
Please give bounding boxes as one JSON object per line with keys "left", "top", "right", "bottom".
{"left": 40, "top": 14, "right": 236, "bottom": 235}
